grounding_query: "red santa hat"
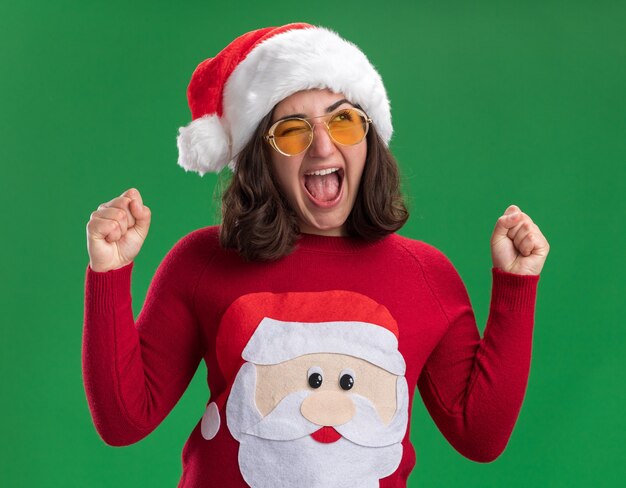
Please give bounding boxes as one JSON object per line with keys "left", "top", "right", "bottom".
{"left": 177, "top": 23, "right": 393, "bottom": 176}
{"left": 201, "top": 290, "right": 405, "bottom": 440}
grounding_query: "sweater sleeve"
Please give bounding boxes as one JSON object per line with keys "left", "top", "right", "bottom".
{"left": 415, "top": 245, "right": 540, "bottom": 462}
{"left": 82, "top": 231, "right": 210, "bottom": 446}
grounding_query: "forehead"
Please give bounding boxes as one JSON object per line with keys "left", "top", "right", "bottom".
{"left": 272, "top": 88, "right": 349, "bottom": 119}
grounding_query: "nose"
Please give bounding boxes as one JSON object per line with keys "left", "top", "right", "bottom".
{"left": 307, "top": 121, "right": 336, "bottom": 158}
{"left": 300, "top": 391, "right": 355, "bottom": 426}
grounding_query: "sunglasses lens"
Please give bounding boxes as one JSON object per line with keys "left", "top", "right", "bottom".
{"left": 328, "top": 109, "right": 368, "bottom": 145}
{"left": 273, "top": 119, "right": 312, "bottom": 155}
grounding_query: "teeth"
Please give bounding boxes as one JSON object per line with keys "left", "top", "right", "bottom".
{"left": 305, "top": 167, "right": 340, "bottom": 176}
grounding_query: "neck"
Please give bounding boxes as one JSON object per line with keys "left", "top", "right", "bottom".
{"left": 298, "top": 224, "right": 347, "bottom": 237}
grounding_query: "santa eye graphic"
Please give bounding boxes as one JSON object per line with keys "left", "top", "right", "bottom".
{"left": 307, "top": 366, "right": 324, "bottom": 389}
{"left": 339, "top": 369, "right": 355, "bottom": 390}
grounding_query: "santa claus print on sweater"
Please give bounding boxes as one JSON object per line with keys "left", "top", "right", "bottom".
{"left": 200, "top": 290, "right": 409, "bottom": 488}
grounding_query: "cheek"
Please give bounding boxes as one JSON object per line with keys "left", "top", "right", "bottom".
{"left": 271, "top": 157, "right": 301, "bottom": 199}
{"left": 346, "top": 146, "right": 367, "bottom": 182}
{"left": 255, "top": 363, "right": 305, "bottom": 417}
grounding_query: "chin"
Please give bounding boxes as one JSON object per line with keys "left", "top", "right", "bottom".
{"left": 298, "top": 196, "right": 356, "bottom": 237}
{"left": 299, "top": 216, "right": 349, "bottom": 236}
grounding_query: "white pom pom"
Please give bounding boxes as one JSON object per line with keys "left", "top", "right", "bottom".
{"left": 201, "top": 401, "right": 221, "bottom": 440}
{"left": 177, "top": 115, "right": 231, "bottom": 176}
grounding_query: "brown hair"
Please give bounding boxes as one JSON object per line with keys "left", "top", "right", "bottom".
{"left": 219, "top": 110, "right": 409, "bottom": 261}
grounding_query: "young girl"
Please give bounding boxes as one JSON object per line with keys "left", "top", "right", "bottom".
{"left": 84, "top": 23, "right": 550, "bottom": 488}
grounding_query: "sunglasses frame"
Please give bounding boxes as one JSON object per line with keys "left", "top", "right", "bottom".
{"left": 264, "top": 107, "right": 373, "bottom": 157}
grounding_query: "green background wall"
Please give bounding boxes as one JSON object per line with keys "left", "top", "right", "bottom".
{"left": 1, "top": 0, "right": 624, "bottom": 486}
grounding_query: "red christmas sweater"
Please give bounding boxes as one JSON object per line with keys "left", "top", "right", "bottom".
{"left": 82, "top": 226, "right": 540, "bottom": 487}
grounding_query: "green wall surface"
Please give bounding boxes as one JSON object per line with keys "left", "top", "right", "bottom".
{"left": 1, "top": 0, "right": 624, "bottom": 486}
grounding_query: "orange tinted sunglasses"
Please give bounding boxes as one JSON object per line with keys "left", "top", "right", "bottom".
{"left": 264, "top": 107, "right": 372, "bottom": 156}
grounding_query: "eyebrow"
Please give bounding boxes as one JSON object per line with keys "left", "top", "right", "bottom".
{"left": 274, "top": 99, "right": 354, "bottom": 123}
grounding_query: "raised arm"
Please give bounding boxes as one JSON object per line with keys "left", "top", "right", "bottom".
{"left": 82, "top": 188, "right": 209, "bottom": 445}
{"left": 416, "top": 205, "right": 548, "bottom": 461}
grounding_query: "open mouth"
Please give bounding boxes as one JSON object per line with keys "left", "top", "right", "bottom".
{"left": 310, "top": 426, "right": 342, "bottom": 443}
{"left": 303, "top": 168, "right": 344, "bottom": 208}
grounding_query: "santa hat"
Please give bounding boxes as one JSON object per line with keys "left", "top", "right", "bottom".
{"left": 201, "top": 290, "right": 405, "bottom": 440}
{"left": 177, "top": 23, "right": 393, "bottom": 176}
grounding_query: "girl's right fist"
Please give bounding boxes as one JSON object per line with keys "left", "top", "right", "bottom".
{"left": 86, "top": 188, "right": 151, "bottom": 273}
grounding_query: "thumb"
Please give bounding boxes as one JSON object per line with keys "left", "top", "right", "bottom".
{"left": 491, "top": 205, "right": 521, "bottom": 242}
{"left": 504, "top": 204, "right": 520, "bottom": 215}
{"left": 129, "top": 199, "right": 151, "bottom": 238}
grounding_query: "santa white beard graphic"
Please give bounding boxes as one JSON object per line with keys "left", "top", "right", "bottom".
{"left": 226, "top": 362, "right": 409, "bottom": 488}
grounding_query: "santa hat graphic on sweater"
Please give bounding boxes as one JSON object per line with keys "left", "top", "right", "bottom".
{"left": 177, "top": 23, "right": 392, "bottom": 176}
{"left": 201, "top": 290, "right": 406, "bottom": 440}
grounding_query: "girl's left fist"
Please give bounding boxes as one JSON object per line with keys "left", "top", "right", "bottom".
{"left": 490, "top": 205, "right": 550, "bottom": 275}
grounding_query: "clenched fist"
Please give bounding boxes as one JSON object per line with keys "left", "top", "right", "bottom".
{"left": 86, "top": 188, "right": 151, "bottom": 273}
{"left": 491, "top": 204, "right": 550, "bottom": 276}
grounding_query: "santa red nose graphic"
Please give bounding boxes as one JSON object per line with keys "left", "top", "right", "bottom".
{"left": 201, "top": 290, "right": 409, "bottom": 488}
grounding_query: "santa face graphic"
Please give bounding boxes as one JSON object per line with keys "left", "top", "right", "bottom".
{"left": 202, "top": 291, "right": 409, "bottom": 488}
{"left": 226, "top": 353, "right": 409, "bottom": 488}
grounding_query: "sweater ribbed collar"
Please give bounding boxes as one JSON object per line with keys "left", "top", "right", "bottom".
{"left": 294, "top": 232, "right": 392, "bottom": 253}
